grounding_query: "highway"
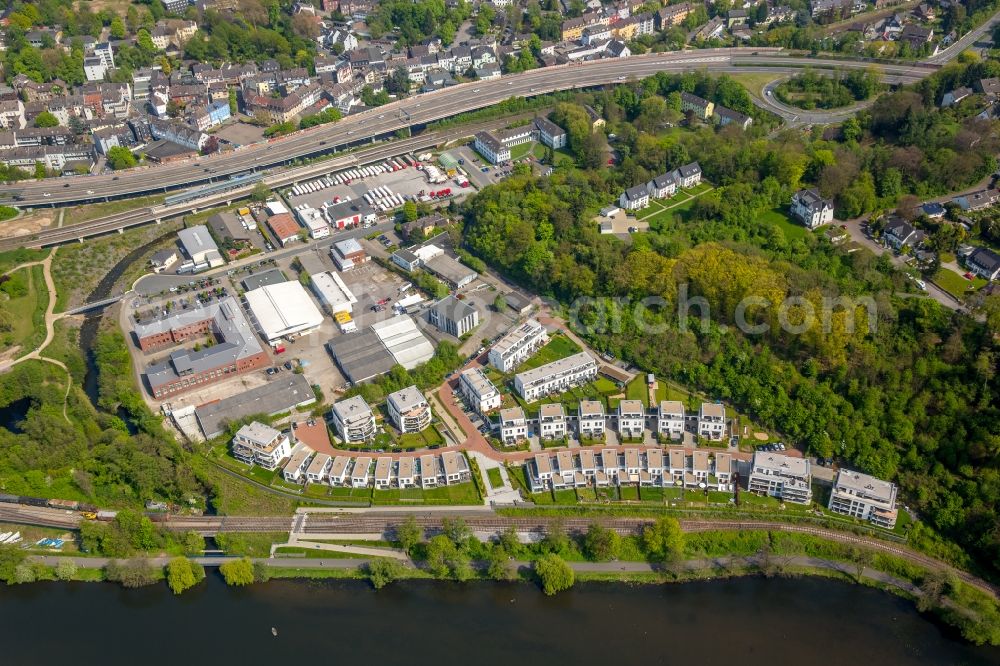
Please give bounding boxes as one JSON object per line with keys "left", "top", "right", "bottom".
{"left": 1, "top": 48, "right": 938, "bottom": 209}
{"left": 0, "top": 115, "right": 527, "bottom": 250}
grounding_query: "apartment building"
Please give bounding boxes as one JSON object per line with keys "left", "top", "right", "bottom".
{"left": 791, "top": 188, "right": 835, "bottom": 229}
{"left": 500, "top": 406, "right": 528, "bottom": 446}
{"left": 458, "top": 367, "right": 501, "bottom": 415}
{"left": 748, "top": 452, "right": 812, "bottom": 504}
{"left": 538, "top": 403, "right": 567, "bottom": 440}
{"left": 232, "top": 422, "right": 291, "bottom": 470}
{"left": 578, "top": 400, "right": 606, "bottom": 440}
{"left": 617, "top": 399, "right": 645, "bottom": 439}
{"left": 698, "top": 402, "right": 726, "bottom": 441}
{"left": 513, "top": 352, "right": 599, "bottom": 401}
{"left": 387, "top": 385, "right": 432, "bottom": 433}
{"left": 657, "top": 400, "right": 685, "bottom": 440}
{"left": 488, "top": 319, "right": 548, "bottom": 372}
{"left": 331, "top": 396, "right": 377, "bottom": 443}
{"left": 828, "top": 469, "right": 898, "bottom": 528}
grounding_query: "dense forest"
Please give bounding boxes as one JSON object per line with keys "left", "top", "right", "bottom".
{"left": 460, "top": 69, "right": 1000, "bottom": 579}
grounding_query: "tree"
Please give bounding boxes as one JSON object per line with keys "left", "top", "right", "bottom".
{"left": 442, "top": 517, "right": 471, "bottom": 546}
{"left": 582, "top": 523, "right": 621, "bottom": 562}
{"left": 849, "top": 546, "right": 874, "bottom": 582}
{"left": 366, "top": 558, "right": 404, "bottom": 589}
{"left": 228, "top": 88, "right": 238, "bottom": 115}
{"left": 54, "top": 559, "right": 78, "bottom": 581}
{"left": 219, "top": 557, "right": 255, "bottom": 586}
{"left": 105, "top": 559, "right": 159, "bottom": 588}
{"left": 396, "top": 515, "right": 424, "bottom": 553}
{"left": 642, "top": 517, "right": 685, "bottom": 563}
{"left": 493, "top": 293, "right": 507, "bottom": 312}
{"left": 34, "top": 111, "right": 59, "bottom": 128}
{"left": 166, "top": 557, "right": 203, "bottom": 594}
{"left": 107, "top": 146, "right": 138, "bottom": 170}
{"left": 33, "top": 161, "right": 46, "bottom": 180}
{"left": 250, "top": 182, "right": 271, "bottom": 202}
{"left": 13, "top": 563, "right": 36, "bottom": 584}
{"left": 403, "top": 200, "right": 419, "bottom": 222}
{"left": 0, "top": 545, "right": 27, "bottom": 584}
{"left": 487, "top": 544, "right": 516, "bottom": 581}
{"left": 540, "top": 519, "right": 570, "bottom": 554}
{"left": 534, "top": 553, "right": 574, "bottom": 595}
{"left": 110, "top": 16, "right": 126, "bottom": 40}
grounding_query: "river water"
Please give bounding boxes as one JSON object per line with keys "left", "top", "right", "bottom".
{"left": 0, "top": 576, "right": 996, "bottom": 664}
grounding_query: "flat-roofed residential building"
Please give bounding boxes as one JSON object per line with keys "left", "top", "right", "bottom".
{"left": 513, "top": 352, "right": 599, "bottom": 401}
{"left": 331, "top": 396, "right": 376, "bottom": 443}
{"left": 488, "top": 319, "right": 548, "bottom": 372}
{"left": 328, "top": 455, "right": 351, "bottom": 486}
{"left": 441, "top": 451, "right": 470, "bottom": 485}
{"left": 600, "top": 448, "right": 621, "bottom": 480}
{"left": 689, "top": 450, "right": 710, "bottom": 488}
{"left": 500, "top": 406, "right": 528, "bottom": 446}
{"left": 531, "top": 452, "right": 553, "bottom": 492}
{"left": 459, "top": 367, "right": 501, "bottom": 414}
{"left": 698, "top": 402, "right": 726, "bottom": 441}
{"left": 283, "top": 445, "right": 314, "bottom": 483}
{"left": 555, "top": 450, "right": 584, "bottom": 489}
{"left": 232, "top": 422, "right": 291, "bottom": 470}
{"left": 419, "top": 454, "right": 440, "bottom": 488}
{"left": 645, "top": 448, "right": 665, "bottom": 485}
{"left": 305, "top": 453, "right": 332, "bottom": 483}
{"left": 351, "top": 456, "right": 373, "bottom": 488}
{"left": 579, "top": 400, "right": 606, "bottom": 440}
{"left": 374, "top": 456, "right": 392, "bottom": 489}
{"left": 623, "top": 448, "right": 642, "bottom": 484}
{"left": 397, "top": 457, "right": 416, "bottom": 488}
{"left": 387, "top": 385, "right": 432, "bottom": 433}
{"left": 748, "top": 452, "right": 812, "bottom": 504}
{"left": 657, "top": 400, "right": 685, "bottom": 440}
{"left": 829, "top": 469, "right": 898, "bottom": 528}
{"left": 714, "top": 452, "right": 733, "bottom": 490}
{"left": 617, "top": 399, "right": 645, "bottom": 439}
{"left": 538, "top": 403, "right": 567, "bottom": 440}
{"left": 668, "top": 448, "right": 686, "bottom": 485}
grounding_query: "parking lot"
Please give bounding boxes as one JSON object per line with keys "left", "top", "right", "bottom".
{"left": 449, "top": 144, "right": 513, "bottom": 189}
{"left": 283, "top": 159, "right": 477, "bottom": 211}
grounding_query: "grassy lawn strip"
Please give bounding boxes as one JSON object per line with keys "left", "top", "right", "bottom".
{"left": 486, "top": 466, "right": 504, "bottom": 489}
{"left": 509, "top": 141, "right": 536, "bottom": 161}
{"left": 932, "top": 268, "right": 985, "bottom": 299}
{"left": 516, "top": 333, "right": 581, "bottom": 371}
{"left": 66, "top": 194, "right": 165, "bottom": 224}
{"left": 0, "top": 264, "right": 48, "bottom": 353}
{"left": 758, "top": 208, "right": 807, "bottom": 241}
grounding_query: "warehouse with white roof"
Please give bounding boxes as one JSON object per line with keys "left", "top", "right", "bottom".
{"left": 244, "top": 280, "right": 324, "bottom": 344}
{"left": 177, "top": 224, "right": 224, "bottom": 268}
{"left": 372, "top": 314, "right": 435, "bottom": 369}
{"left": 310, "top": 271, "right": 357, "bottom": 315}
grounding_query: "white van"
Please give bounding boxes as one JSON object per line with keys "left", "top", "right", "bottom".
{"left": 399, "top": 282, "right": 412, "bottom": 293}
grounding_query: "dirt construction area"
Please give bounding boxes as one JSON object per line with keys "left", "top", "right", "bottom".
{"left": 0, "top": 212, "right": 55, "bottom": 239}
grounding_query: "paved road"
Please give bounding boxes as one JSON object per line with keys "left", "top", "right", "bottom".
{"left": 1, "top": 49, "right": 937, "bottom": 209}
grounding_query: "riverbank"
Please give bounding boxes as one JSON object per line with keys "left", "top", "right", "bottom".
{"left": 3, "top": 576, "right": 997, "bottom": 665}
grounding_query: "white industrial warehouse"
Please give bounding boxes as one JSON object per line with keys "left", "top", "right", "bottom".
{"left": 310, "top": 271, "right": 357, "bottom": 315}
{"left": 245, "top": 280, "right": 324, "bottom": 344}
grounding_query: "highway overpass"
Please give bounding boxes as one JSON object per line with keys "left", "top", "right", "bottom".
{"left": 0, "top": 49, "right": 938, "bottom": 209}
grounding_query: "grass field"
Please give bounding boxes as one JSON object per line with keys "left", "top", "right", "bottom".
{"left": 517, "top": 333, "right": 582, "bottom": 371}
{"left": 509, "top": 141, "right": 536, "bottom": 161}
{"left": 396, "top": 425, "right": 445, "bottom": 449}
{"left": 728, "top": 72, "right": 784, "bottom": 98}
{"left": 0, "top": 264, "right": 49, "bottom": 354}
{"left": 66, "top": 194, "right": 165, "bottom": 224}
{"left": 372, "top": 481, "right": 480, "bottom": 505}
{"left": 758, "top": 208, "right": 807, "bottom": 241}
{"left": 933, "top": 267, "right": 986, "bottom": 299}
{"left": 486, "top": 467, "right": 504, "bottom": 489}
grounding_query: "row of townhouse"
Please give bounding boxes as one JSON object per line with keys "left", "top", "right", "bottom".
{"left": 513, "top": 352, "right": 600, "bottom": 402}
{"left": 488, "top": 318, "right": 549, "bottom": 372}
{"left": 528, "top": 447, "right": 734, "bottom": 492}
{"left": 232, "top": 420, "right": 471, "bottom": 489}
{"left": 620, "top": 161, "right": 702, "bottom": 210}
{"left": 498, "top": 400, "right": 727, "bottom": 446}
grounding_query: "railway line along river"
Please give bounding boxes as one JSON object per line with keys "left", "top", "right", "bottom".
{"left": 1, "top": 575, "right": 997, "bottom": 664}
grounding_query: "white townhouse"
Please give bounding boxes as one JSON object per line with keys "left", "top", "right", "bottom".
{"left": 698, "top": 402, "right": 726, "bottom": 441}
{"left": 459, "top": 367, "right": 502, "bottom": 414}
{"left": 617, "top": 399, "right": 645, "bottom": 439}
{"left": 657, "top": 400, "right": 685, "bottom": 440}
{"left": 538, "top": 402, "right": 568, "bottom": 440}
{"left": 500, "top": 406, "right": 528, "bottom": 446}
{"left": 579, "top": 400, "right": 606, "bottom": 440}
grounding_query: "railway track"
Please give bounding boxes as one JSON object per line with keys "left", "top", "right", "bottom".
{"left": 3, "top": 505, "right": 994, "bottom": 597}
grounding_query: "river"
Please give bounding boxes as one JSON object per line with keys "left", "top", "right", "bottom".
{"left": 0, "top": 576, "right": 996, "bottom": 664}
